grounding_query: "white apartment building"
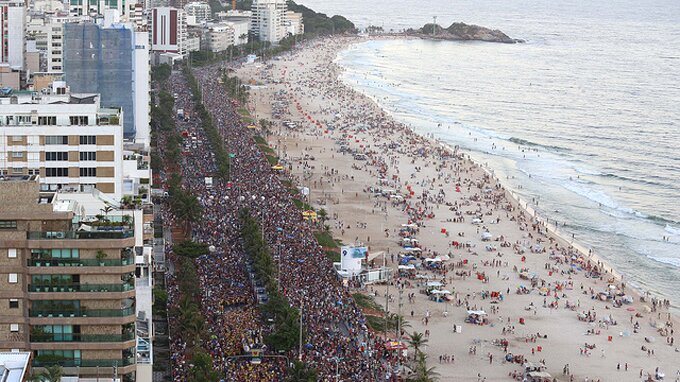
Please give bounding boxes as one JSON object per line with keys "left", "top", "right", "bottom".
{"left": 0, "top": 81, "right": 125, "bottom": 199}
{"left": 125, "top": 2, "right": 147, "bottom": 30}
{"left": 0, "top": 1, "right": 26, "bottom": 70}
{"left": 250, "top": 0, "right": 286, "bottom": 43}
{"left": 150, "top": 7, "right": 187, "bottom": 55}
{"left": 284, "top": 10, "right": 303, "bottom": 36}
{"left": 184, "top": 1, "right": 211, "bottom": 26}
{"left": 69, "top": 0, "right": 123, "bottom": 17}
{"left": 225, "top": 19, "right": 250, "bottom": 46}
{"left": 184, "top": 35, "right": 201, "bottom": 52}
{"left": 27, "top": 15, "right": 92, "bottom": 74}
{"left": 201, "top": 23, "right": 234, "bottom": 52}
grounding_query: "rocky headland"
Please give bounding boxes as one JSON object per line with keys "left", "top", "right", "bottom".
{"left": 407, "top": 22, "right": 524, "bottom": 44}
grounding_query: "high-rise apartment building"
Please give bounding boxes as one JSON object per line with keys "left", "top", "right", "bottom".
{"left": 250, "top": 0, "right": 287, "bottom": 43}
{"left": 0, "top": 1, "right": 26, "bottom": 70}
{"left": 0, "top": 175, "right": 137, "bottom": 381}
{"left": 183, "top": 1, "right": 210, "bottom": 25}
{"left": 62, "top": 22, "right": 150, "bottom": 147}
{"left": 150, "top": 7, "right": 187, "bottom": 55}
{"left": 0, "top": 81, "right": 125, "bottom": 199}
{"left": 68, "top": 0, "right": 123, "bottom": 17}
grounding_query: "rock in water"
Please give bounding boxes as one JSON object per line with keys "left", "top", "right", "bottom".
{"left": 408, "top": 22, "right": 524, "bottom": 44}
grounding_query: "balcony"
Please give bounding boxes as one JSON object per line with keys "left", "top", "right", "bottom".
{"left": 27, "top": 229, "right": 134, "bottom": 240}
{"left": 28, "top": 258, "right": 134, "bottom": 267}
{"left": 29, "top": 283, "right": 135, "bottom": 293}
{"left": 29, "top": 307, "right": 135, "bottom": 318}
{"left": 32, "top": 358, "right": 135, "bottom": 368}
{"left": 31, "top": 332, "right": 135, "bottom": 343}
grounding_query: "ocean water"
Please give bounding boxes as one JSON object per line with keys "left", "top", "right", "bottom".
{"left": 300, "top": 0, "right": 680, "bottom": 302}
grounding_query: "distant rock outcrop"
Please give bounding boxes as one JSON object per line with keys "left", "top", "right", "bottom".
{"left": 407, "top": 22, "right": 524, "bottom": 44}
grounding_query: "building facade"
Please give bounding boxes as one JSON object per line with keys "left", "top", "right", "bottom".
{"left": 150, "top": 7, "right": 187, "bottom": 55}
{"left": 62, "top": 22, "right": 150, "bottom": 145}
{"left": 201, "top": 23, "right": 233, "bottom": 52}
{"left": 0, "top": 1, "right": 26, "bottom": 70}
{"left": 0, "top": 176, "right": 137, "bottom": 381}
{"left": 284, "top": 10, "right": 303, "bottom": 36}
{"left": 0, "top": 82, "right": 125, "bottom": 199}
{"left": 183, "top": 1, "right": 210, "bottom": 26}
{"left": 250, "top": 0, "right": 286, "bottom": 43}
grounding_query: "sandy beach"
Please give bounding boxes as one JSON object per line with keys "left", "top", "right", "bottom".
{"left": 233, "top": 36, "right": 679, "bottom": 381}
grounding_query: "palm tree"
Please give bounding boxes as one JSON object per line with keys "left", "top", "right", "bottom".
{"left": 29, "top": 365, "right": 63, "bottom": 382}
{"left": 317, "top": 208, "right": 328, "bottom": 227}
{"left": 288, "top": 360, "right": 318, "bottom": 382}
{"left": 407, "top": 331, "right": 428, "bottom": 358}
{"left": 407, "top": 351, "right": 439, "bottom": 382}
{"left": 188, "top": 350, "right": 219, "bottom": 382}
{"left": 388, "top": 313, "right": 411, "bottom": 332}
{"left": 100, "top": 204, "right": 114, "bottom": 221}
{"left": 172, "top": 191, "right": 202, "bottom": 234}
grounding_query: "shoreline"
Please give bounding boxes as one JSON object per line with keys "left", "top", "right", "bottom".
{"left": 235, "top": 35, "right": 679, "bottom": 380}
{"left": 332, "top": 37, "right": 673, "bottom": 307}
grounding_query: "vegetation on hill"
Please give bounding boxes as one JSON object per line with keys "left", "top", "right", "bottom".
{"left": 286, "top": 1, "right": 356, "bottom": 35}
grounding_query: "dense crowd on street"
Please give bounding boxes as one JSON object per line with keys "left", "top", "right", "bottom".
{"left": 157, "top": 60, "right": 397, "bottom": 381}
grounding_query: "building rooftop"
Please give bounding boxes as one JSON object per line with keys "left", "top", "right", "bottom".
{"left": 0, "top": 175, "right": 39, "bottom": 182}
{"left": 0, "top": 352, "right": 31, "bottom": 382}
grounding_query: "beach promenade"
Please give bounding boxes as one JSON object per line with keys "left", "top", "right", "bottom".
{"left": 235, "top": 36, "right": 680, "bottom": 381}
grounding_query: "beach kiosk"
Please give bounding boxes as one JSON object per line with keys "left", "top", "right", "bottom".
{"left": 465, "top": 310, "right": 488, "bottom": 325}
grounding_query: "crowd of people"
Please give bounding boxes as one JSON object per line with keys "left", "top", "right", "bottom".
{"left": 156, "top": 58, "right": 398, "bottom": 381}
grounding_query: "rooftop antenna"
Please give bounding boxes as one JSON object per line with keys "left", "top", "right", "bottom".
{"left": 432, "top": 16, "right": 437, "bottom": 35}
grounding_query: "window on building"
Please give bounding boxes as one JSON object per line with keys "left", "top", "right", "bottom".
{"left": 79, "top": 168, "right": 97, "bottom": 177}
{"left": 9, "top": 299, "right": 19, "bottom": 309}
{"left": 17, "top": 116, "right": 32, "bottom": 125}
{"left": 10, "top": 324, "right": 19, "bottom": 332}
{"left": 8, "top": 273, "right": 18, "bottom": 283}
{"left": 11, "top": 135, "right": 22, "bottom": 142}
{"left": 0, "top": 221, "right": 17, "bottom": 229}
{"left": 8, "top": 249, "right": 17, "bottom": 258}
{"left": 45, "top": 136, "right": 68, "bottom": 145}
{"left": 69, "top": 116, "right": 88, "bottom": 125}
{"left": 45, "top": 168, "right": 69, "bottom": 177}
{"left": 27, "top": 152, "right": 39, "bottom": 161}
{"left": 36, "top": 350, "right": 80, "bottom": 361}
{"left": 38, "top": 116, "right": 57, "bottom": 125}
{"left": 28, "top": 169, "right": 39, "bottom": 175}
{"left": 79, "top": 135, "right": 96, "bottom": 145}
{"left": 11, "top": 168, "right": 22, "bottom": 174}
{"left": 45, "top": 152, "right": 68, "bottom": 161}
{"left": 31, "top": 249, "right": 79, "bottom": 259}
{"left": 34, "top": 325, "right": 75, "bottom": 341}
{"left": 10, "top": 151, "right": 23, "bottom": 158}
{"left": 79, "top": 152, "right": 96, "bottom": 161}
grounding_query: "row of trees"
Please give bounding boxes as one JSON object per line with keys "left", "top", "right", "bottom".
{"left": 150, "top": 64, "right": 219, "bottom": 382}
{"left": 239, "top": 209, "right": 302, "bottom": 352}
{"left": 239, "top": 210, "right": 318, "bottom": 381}
{"left": 221, "top": 72, "right": 250, "bottom": 105}
{"left": 406, "top": 332, "right": 439, "bottom": 382}
{"left": 184, "top": 65, "right": 231, "bottom": 180}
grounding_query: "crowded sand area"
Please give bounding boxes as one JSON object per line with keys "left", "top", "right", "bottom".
{"left": 234, "top": 36, "right": 679, "bottom": 381}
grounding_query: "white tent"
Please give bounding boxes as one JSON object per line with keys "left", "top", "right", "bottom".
{"left": 425, "top": 257, "right": 442, "bottom": 263}
{"left": 426, "top": 281, "right": 443, "bottom": 287}
{"left": 467, "top": 310, "right": 487, "bottom": 316}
